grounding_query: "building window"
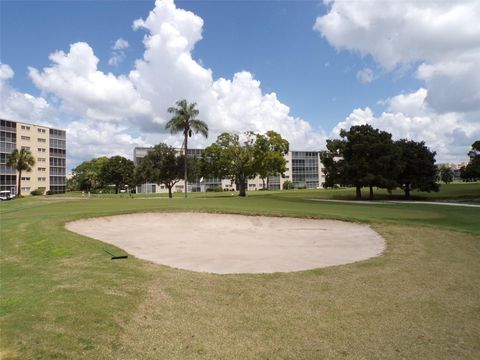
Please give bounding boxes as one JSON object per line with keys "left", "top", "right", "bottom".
{"left": 38, "top": 167, "right": 46, "bottom": 172}
{"left": 21, "top": 146, "right": 30, "bottom": 151}
{"left": 21, "top": 177, "right": 31, "bottom": 181}
{"left": 38, "top": 177, "right": 46, "bottom": 181}
{"left": 21, "top": 125, "right": 30, "bottom": 130}
{"left": 38, "top": 138, "right": 46, "bottom": 143}
{"left": 38, "top": 128, "right": 46, "bottom": 133}
{"left": 21, "top": 187, "right": 30, "bottom": 192}
{"left": 38, "top": 157, "right": 46, "bottom": 162}
{"left": 38, "top": 148, "right": 46, "bottom": 152}
{"left": 21, "top": 136, "right": 30, "bottom": 141}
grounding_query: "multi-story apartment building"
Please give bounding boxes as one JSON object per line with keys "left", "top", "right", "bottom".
{"left": 0, "top": 119, "right": 66, "bottom": 195}
{"left": 133, "top": 147, "right": 324, "bottom": 194}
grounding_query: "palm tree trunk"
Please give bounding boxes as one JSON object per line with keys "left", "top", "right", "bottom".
{"left": 17, "top": 170, "right": 22, "bottom": 197}
{"left": 184, "top": 130, "right": 188, "bottom": 198}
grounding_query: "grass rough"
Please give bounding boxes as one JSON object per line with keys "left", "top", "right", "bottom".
{"left": 1, "top": 183, "right": 479, "bottom": 359}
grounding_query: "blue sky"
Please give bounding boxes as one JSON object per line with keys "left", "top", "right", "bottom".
{"left": 1, "top": 0, "right": 479, "bottom": 168}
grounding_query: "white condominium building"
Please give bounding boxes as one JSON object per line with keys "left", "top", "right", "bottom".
{"left": 133, "top": 147, "right": 324, "bottom": 194}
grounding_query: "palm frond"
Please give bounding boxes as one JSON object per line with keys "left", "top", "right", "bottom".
{"left": 190, "top": 119, "right": 209, "bottom": 138}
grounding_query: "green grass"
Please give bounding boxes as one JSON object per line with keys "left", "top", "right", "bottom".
{"left": 1, "top": 184, "right": 479, "bottom": 359}
{"left": 54, "top": 181, "right": 480, "bottom": 202}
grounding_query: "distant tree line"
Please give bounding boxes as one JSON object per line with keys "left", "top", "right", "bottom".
{"left": 69, "top": 99, "right": 478, "bottom": 199}
{"left": 320, "top": 124, "right": 439, "bottom": 199}
{"left": 133, "top": 130, "right": 289, "bottom": 198}
{"left": 70, "top": 130, "right": 289, "bottom": 198}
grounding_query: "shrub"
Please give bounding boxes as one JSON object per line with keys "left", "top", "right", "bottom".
{"left": 282, "top": 180, "right": 294, "bottom": 190}
{"left": 206, "top": 186, "right": 223, "bottom": 192}
{"left": 30, "top": 188, "right": 45, "bottom": 196}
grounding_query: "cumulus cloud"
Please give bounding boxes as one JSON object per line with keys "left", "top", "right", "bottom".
{"left": 0, "top": 63, "right": 56, "bottom": 124}
{"left": 28, "top": 42, "right": 155, "bottom": 127}
{"left": 314, "top": 0, "right": 480, "bottom": 114}
{"left": 332, "top": 89, "right": 480, "bottom": 163}
{"left": 67, "top": 120, "right": 149, "bottom": 166}
{"left": 109, "top": 38, "right": 130, "bottom": 66}
{"left": 113, "top": 38, "right": 129, "bottom": 50}
{"left": 356, "top": 68, "right": 375, "bottom": 84}
{"left": 0, "top": 63, "right": 14, "bottom": 80}
{"left": 130, "top": 0, "right": 326, "bottom": 150}
{"left": 14, "top": 0, "right": 327, "bottom": 168}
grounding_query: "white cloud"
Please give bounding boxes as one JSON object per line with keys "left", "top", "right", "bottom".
{"left": 67, "top": 120, "right": 148, "bottom": 166}
{"left": 0, "top": 64, "right": 55, "bottom": 124}
{"left": 108, "top": 53, "right": 125, "bottom": 67}
{"left": 0, "top": 63, "right": 14, "bottom": 80}
{"left": 356, "top": 68, "right": 375, "bottom": 84}
{"left": 113, "top": 38, "right": 129, "bottom": 50}
{"left": 28, "top": 42, "right": 155, "bottom": 128}
{"left": 314, "top": 0, "right": 480, "bottom": 114}
{"left": 129, "top": 0, "right": 326, "bottom": 150}
{"left": 16, "top": 0, "right": 327, "bottom": 168}
{"left": 109, "top": 38, "right": 130, "bottom": 66}
{"left": 332, "top": 89, "right": 480, "bottom": 163}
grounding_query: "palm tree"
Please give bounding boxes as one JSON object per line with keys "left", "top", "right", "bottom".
{"left": 165, "top": 99, "right": 208, "bottom": 198}
{"left": 7, "top": 148, "right": 36, "bottom": 197}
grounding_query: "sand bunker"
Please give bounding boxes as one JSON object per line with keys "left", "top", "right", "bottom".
{"left": 66, "top": 212, "right": 385, "bottom": 274}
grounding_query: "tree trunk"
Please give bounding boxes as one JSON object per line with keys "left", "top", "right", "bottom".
{"left": 369, "top": 185, "right": 374, "bottom": 200}
{"left": 262, "top": 177, "right": 265, "bottom": 190}
{"left": 266, "top": 176, "right": 270, "bottom": 190}
{"left": 405, "top": 183, "right": 410, "bottom": 199}
{"left": 239, "top": 176, "right": 247, "bottom": 197}
{"left": 167, "top": 185, "right": 173, "bottom": 199}
{"left": 355, "top": 184, "right": 361, "bottom": 200}
{"left": 17, "top": 169, "right": 22, "bottom": 197}
{"left": 184, "top": 130, "right": 188, "bottom": 199}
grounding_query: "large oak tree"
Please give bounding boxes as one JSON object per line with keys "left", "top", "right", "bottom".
{"left": 135, "top": 144, "right": 184, "bottom": 198}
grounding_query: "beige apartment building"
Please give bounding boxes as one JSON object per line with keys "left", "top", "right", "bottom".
{"left": 0, "top": 119, "right": 66, "bottom": 195}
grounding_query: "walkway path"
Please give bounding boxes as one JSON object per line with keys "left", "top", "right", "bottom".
{"left": 309, "top": 199, "right": 480, "bottom": 208}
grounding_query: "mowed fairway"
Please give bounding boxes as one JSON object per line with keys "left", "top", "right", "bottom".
{"left": 1, "top": 186, "right": 479, "bottom": 359}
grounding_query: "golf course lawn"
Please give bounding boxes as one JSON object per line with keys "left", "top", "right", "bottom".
{"left": 1, "top": 184, "right": 479, "bottom": 359}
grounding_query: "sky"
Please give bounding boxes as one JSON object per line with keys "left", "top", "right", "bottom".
{"left": 1, "top": 0, "right": 479, "bottom": 170}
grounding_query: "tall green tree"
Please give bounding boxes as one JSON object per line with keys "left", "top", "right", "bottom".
{"left": 319, "top": 139, "right": 344, "bottom": 188}
{"left": 338, "top": 125, "right": 399, "bottom": 200}
{"left": 395, "top": 140, "right": 439, "bottom": 199}
{"left": 7, "top": 148, "right": 35, "bottom": 197}
{"left": 135, "top": 144, "right": 184, "bottom": 198}
{"left": 72, "top": 156, "right": 109, "bottom": 192}
{"left": 100, "top": 156, "right": 135, "bottom": 194}
{"left": 461, "top": 140, "right": 480, "bottom": 181}
{"left": 202, "top": 132, "right": 257, "bottom": 197}
{"left": 165, "top": 99, "right": 208, "bottom": 198}
{"left": 253, "top": 130, "right": 289, "bottom": 189}
{"left": 439, "top": 166, "right": 454, "bottom": 184}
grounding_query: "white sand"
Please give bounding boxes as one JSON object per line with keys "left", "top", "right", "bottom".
{"left": 66, "top": 212, "right": 385, "bottom": 274}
